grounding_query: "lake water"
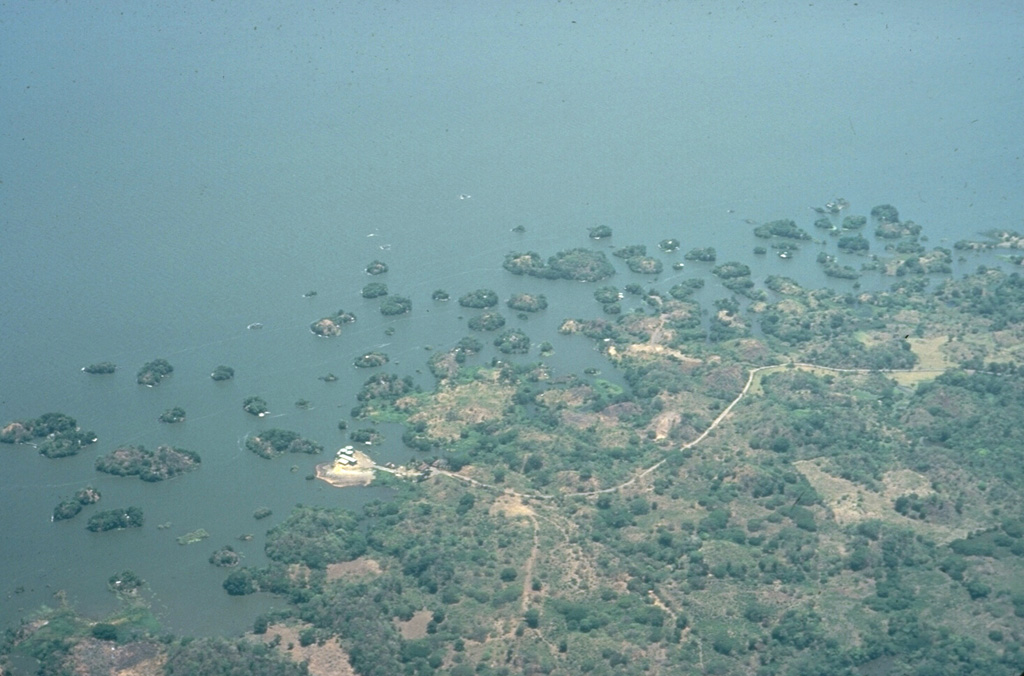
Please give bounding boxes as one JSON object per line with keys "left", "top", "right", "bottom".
{"left": 1, "top": 1, "right": 1021, "bottom": 636}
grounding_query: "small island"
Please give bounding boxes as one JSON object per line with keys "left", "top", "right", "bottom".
{"left": 253, "top": 507, "right": 273, "bottom": 520}
{"left": 588, "top": 224, "right": 613, "bottom": 239}
{"left": 431, "top": 289, "right": 450, "bottom": 301}
{"left": 753, "top": 219, "right": 812, "bottom": 240}
{"left": 468, "top": 311, "right": 506, "bottom": 331}
{"left": 95, "top": 444, "right": 201, "bottom": 481}
{"left": 87, "top": 507, "right": 144, "bottom": 532}
{"left": 669, "top": 278, "right": 705, "bottom": 300}
{"left": 494, "top": 328, "right": 530, "bottom": 354}
{"left": 842, "top": 215, "right": 867, "bottom": 230}
{"left": 503, "top": 248, "right": 615, "bottom": 282}
{"left": 658, "top": 238, "right": 680, "bottom": 252}
{"left": 613, "top": 244, "right": 646, "bottom": 260}
{"left": 136, "top": 358, "right": 173, "bottom": 387}
{"left": 209, "top": 545, "right": 241, "bottom": 567}
{"left": 315, "top": 447, "right": 375, "bottom": 487}
{"left": 684, "top": 246, "right": 717, "bottom": 262}
{"left": 211, "top": 365, "right": 235, "bottom": 381}
{"left": 302, "top": 290, "right": 318, "bottom": 298}
{"left": 176, "top": 528, "right": 210, "bottom": 545}
{"left": 319, "top": 373, "right": 338, "bottom": 382}
{"left": 365, "top": 259, "right": 388, "bottom": 275}
{"left": 158, "top": 406, "right": 186, "bottom": 424}
{"left": 507, "top": 293, "right": 547, "bottom": 312}
{"left": 458, "top": 289, "right": 499, "bottom": 309}
{"left": 380, "top": 295, "right": 411, "bottom": 316}
{"left": 626, "top": 256, "right": 663, "bottom": 274}
{"left": 354, "top": 352, "right": 389, "bottom": 368}
{"left": 82, "top": 361, "right": 116, "bottom": 374}
{"left": 1, "top": 412, "right": 97, "bottom": 458}
{"left": 310, "top": 309, "right": 356, "bottom": 337}
{"left": 361, "top": 282, "right": 388, "bottom": 298}
{"left": 107, "top": 569, "right": 144, "bottom": 595}
{"left": 594, "top": 286, "right": 622, "bottom": 304}
{"left": 243, "top": 396, "right": 269, "bottom": 417}
{"left": 838, "top": 234, "right": 870, "bottom": 253}
{"left": 52, "top": 486, "right": 101, "bottom": 522}
{"left": 245, "top": 429, "right": 323, "bottom": 458}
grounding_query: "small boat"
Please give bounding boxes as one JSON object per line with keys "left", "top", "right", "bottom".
{"left": 247, "top": 322, "right": 263, "bottom": 330}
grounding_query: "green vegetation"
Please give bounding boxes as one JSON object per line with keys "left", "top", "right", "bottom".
{"left": 158, "top": 406, "right": 186, "bottom": 423}
{"left": 431, "top": 289, "right": 450, "bottom": 301}
{"left": 380, "top": 295, "right": 412, "bottom": 316}
{"left": 494, "top": 328, "right": 530, "bottom": 354}
{"left": 264, "top": 506, "right": 367, "bottom": 569}
{"left": 684, "top": 246, "right": 716, "bottom": 261}
{"left": 210, "top": 364, "right": 235, "bottom": 381}
{"left": 838, "top": 233, "right": 870, "bottom": 252}
{"left": 176, "top": 528, "right": 210, "bottom": 545}
{"left": 245, "top": 429, "right": 322, "bottom": 458}
{"left": 588, "top": 224, "right": 613, "bottom": 239}
{"left": 594, "top": 286, "right": 621, "bottom": 304}
{"left": 669, "top": 278, "right": 704, "bottom": 300}
{"left": 95, "top": 444, "right": 201, "bottom": 481}
{"left": 253, "top": 507, "right": 273, "bottom": 520}
{"left": 842, "top": 214, "right": 867, "bottom": 229}
{"left": 658, "top": 238, "right": 680, "bottom": 252}
{"left": 11, "top": 201, "right": 1024, "bottom": 676}
{"left": 365, "top": 259, "right": 389, "bottom": 275}
{"left": 350, "top": 427, "right": 383, "bottom": 444}
{"left": 52, "top": 487, "right": 101, "bottom": 521}
{"left": 0, "top": 411, "right": 97, "bottom": 458}
{"left": 362, "top": 281, "right": 389, "bottom": 298}
{"left": 52, "top": 499, "right": 82, "bottom": 521}
{"left": 614, "top": 244, "right": 646, "bottom": 259}
{"left": 243, "top": 396, "right": 269, "bottom": 416}
{"left": 87, "top": 507, "right": 143, "bottom": 532}
{"left": 355, "top": 351, "right": 389, "bottom": 367}
{"left": 507, "top": 293, "right": 547, "bottom": 312}
{"left": 626, "top": 256, "right": 663, "bottom": 274}
{"left": 209, "top": 545, "right": 241, "bottom": 567}
{"left": 870, "top": 203, "right": 900, "bottom": 223}
{"left": 504, "top": 248, "right": 615, "bottom": 281}
{"left": 310, "top": 309, "right": 356, "bottom": 336}
{"left": 458, "top": 289, "right": 499, "bottom": 308}
{"left": 468, "top": 311, "right": 506, "bottom": 331}
{"left": 82, "top": 361, "right": 116, "bottom": 374}
{"left": 136, "top": 358, "right": 173, "bottom": 386}
{"left": 754, "top": 219, "right": 811, "bottom": 240}
{"left": 107, "top": 569, "right": 144, "bottom": 594}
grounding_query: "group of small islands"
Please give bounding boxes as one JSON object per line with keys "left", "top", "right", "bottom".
{"left": 4, "top": 203, "right": 1024, "bottom": 675}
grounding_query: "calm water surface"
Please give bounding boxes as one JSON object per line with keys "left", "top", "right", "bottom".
{"left": 1, "top": 1, "right": 1021, "bottom": 635}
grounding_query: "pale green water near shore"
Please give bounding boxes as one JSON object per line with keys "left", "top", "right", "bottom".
{"left": 1, "top": 1, "right": 1021, "bottom": 636}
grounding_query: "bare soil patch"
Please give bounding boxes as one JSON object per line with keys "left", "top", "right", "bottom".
{"left": 326, "top": 557, "right": 382, "bottom": 580}
{"left": 406, "top": 380, "right": 512, "bottom": 442}
{"left": 395, "top": 609, "right": 433, "bottom": 640}
{"left": 489, "top": 495, "right": 536, "bottom": 520}
{"left": 257, "top": 623, "right": 355, "bottom": 676}
{"left": 794, "top": 459, "right": 965, "bottom": 544}
{"left": 68, "top": 639, "right": 164, "bottom": 676}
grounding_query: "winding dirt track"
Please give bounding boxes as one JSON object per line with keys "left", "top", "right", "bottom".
{"left": 429, "top": 363, "right": 945, "bottom": 501}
